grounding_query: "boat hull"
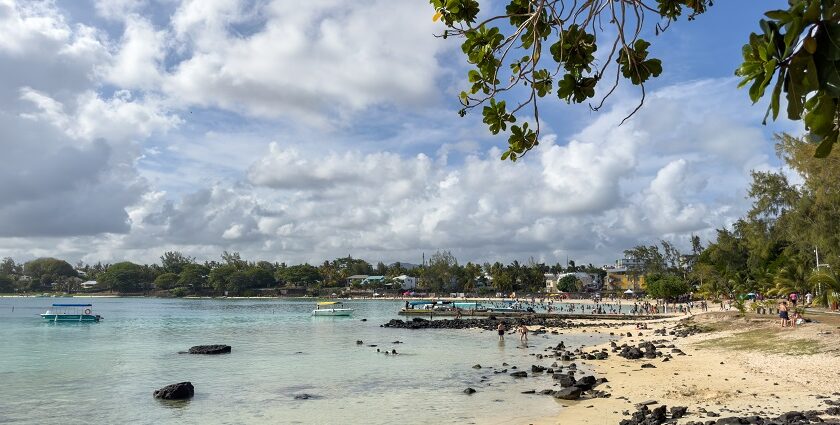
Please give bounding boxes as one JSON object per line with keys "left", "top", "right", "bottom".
{"left": 311, "top": 309, "right": 354, "bottom": 317}
{"left": 41, "top": 314, "right": 100, "bottom": 322}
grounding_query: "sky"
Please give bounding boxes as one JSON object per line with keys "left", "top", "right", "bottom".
{"left": 0, "top": 0, "right": 801, "bottom": 267}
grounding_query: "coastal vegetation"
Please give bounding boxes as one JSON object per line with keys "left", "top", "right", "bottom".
{"left": 690, "top": 134, "right": 840, "bottom": 307}
{"left": 0, "top": 250, "right": 607, "bottom": 297}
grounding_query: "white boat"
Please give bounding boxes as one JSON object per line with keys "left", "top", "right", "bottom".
{"left": 41, "top": 303, "right": 102, "bottom": 322}
{"left": 311, "top": 301, "right": 354, "bottom": 316}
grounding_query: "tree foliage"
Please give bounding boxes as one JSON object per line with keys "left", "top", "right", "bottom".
{"left": 422, "top": 250, "right": 460, "bottom": 292}
{"left": 736, "top": 0, "right": 840, "bottom": 157}
{"left": 99, "top": 262, "right": 148, "bottom": 293}
{"left": 24, "top": 257, "right": 76, "bottom": 281}
{"left": 432, "top": 0, "right": 840, "bottom": 161}
{"left": 645, "top": 273, "right": 690, "bottom": 300}
{"left": 556, "top": 274, "right": 580, "bottom": 292}
{"left": 0, "top": 274, "right": 14, "bottom": 293}
{"left": 160, "top": 251, "right": 195, "bottom": 275}
{"left": 696, "top": 134, "right": 840, "bottom": 302}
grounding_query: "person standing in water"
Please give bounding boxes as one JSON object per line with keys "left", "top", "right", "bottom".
{"left": 497, "top": 321, "right": 506, "bottom": 341}
{"left": 518, "top": 323, "right": 529, "bottom": 343}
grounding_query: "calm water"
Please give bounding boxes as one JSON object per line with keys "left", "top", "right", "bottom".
{"left": 0, "top": 297, "right": 610, "bottom": 424}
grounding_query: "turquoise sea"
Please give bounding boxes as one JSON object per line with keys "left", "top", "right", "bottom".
{"left": 0, "top": 297, "right": 610, "bottom": 424}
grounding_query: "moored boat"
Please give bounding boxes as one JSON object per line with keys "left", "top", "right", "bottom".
{"left": 41, "top": 303, "right": 102, "bottom": 322}
{"left": 311, "top": 301, "right": 354, "bottom": 316}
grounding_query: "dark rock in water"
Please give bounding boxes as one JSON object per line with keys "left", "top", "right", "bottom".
{"left": 521, "top": 390, "right": 536, "bottom": 394}
{"left": 531, "top": 365, "right": 546, "bottom": 373}
{"left": 540, "top": 389, "right": 554, "bottom": 395}
{"left": 553, "top": 387, "right": 582, "bottom": 400}
{"left": 360, "top": 319, "right": 367, "bottom": 321}
{"left": 472, "top": 364, "right": 482, "bottom": 369}
{"left": 294, "top": 393, "right": 320, "bottom": 400}
{"left": 510, "top": 371, "right": 528, "bottom": 378}
{"left": 153, "top": 382, "right": 194, "bottom": 400}
{"left": 392, "top": 341, "right": 402, "bottom": 344}
{"left": 463, "top": 387, "right": 476, "bottom": 395}
{"left": 826, "top": 406, "right": 840, "bottom": 415}
{"left": 670, "top": 406, "right": 688, "bottom": 419}
{"left": 188, "top": 345, "right": 231, "bottom": 355}
{"left": 641, "top": 363, "right": 656, "bottom": 368}
{"left": 356, "top": 340, "right": 363, "bottom": 345}
{"left": 637, "top": 400, "right": 658, "bottom": 406}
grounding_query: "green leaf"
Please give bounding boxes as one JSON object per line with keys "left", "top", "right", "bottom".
{"left": 803, "top": 93, "right": 836, "bottom": 135}
{"left": 814, "top": 135, "right": 836, "bottom": 158}
{"left": 764, "top": 10, "right": 792, "bottom": 22}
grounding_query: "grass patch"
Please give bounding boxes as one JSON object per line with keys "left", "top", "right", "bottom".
{"left": 695, "top": 329, "right": 823, "bottom": 355}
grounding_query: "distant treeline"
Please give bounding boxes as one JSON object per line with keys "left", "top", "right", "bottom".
{"left": 0, "top": 251, "right": 606, "bottom": 297}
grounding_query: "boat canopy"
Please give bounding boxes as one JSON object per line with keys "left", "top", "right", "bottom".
{"left": 317, "top": 301, "right": 340, "bottom": 305}
{"left": 52, "top": 304, "right": 92, "bottom": 307}
{"left": 409, "top": 301, "right": 434, "bottom": 306}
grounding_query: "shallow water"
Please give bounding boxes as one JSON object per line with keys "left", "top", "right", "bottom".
{"left": 0, "top": 297, "right": 611, "bottom": 424}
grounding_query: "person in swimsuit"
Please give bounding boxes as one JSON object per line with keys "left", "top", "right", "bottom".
{"left": 497, "top": 321, "right": 506, "bottom": 341}
{"left": 778, "top": 301, "right": 789, "bottom": 328}
{"left": 518, "top": 323, "right": 528, "bottom": 343}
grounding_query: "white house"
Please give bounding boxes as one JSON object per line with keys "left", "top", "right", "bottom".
{"left": 393, "top": 275, "right": 417, "bottom": 290}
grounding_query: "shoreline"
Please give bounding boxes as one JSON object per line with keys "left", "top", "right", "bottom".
{"left": 526, "top": 311, "right": 840, "bottom": 424}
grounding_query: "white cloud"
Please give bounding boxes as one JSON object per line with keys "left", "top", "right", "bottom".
{"left": 162, "top": 0, "right": 446, "bottom": 123}
{"left": 106, "top": 17, "right": 166, "bottom": 89}
{"left": 0, "top": 0, "right": 796, "bottom": 268}
{"left": 19, "top": 87, "right": 180, "bottom": 143}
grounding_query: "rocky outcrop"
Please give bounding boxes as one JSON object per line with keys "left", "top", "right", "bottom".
{"left": 187, "top": 345, "right": 231, "bottom": 354}
{"left": 153, "top": 382, "right": 194, "bottom": 400}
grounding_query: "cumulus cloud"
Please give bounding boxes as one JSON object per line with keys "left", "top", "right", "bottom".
{"left": 0, "top": 0, "right": 794, "bottom": 267}
{"left": 162, "top": 0, "right": 446, "bottom": 123}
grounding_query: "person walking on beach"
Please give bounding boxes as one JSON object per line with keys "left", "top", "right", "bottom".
{"left": 497, "top": 321, "right": 506, "bottom": 341}
{"left": 778, "top": 301, "right": 789, "bottom": 328}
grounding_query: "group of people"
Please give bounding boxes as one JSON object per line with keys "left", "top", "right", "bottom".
{"left": 496, "top": 321, "right": 529, "bottom": 343}
{"left": 777, "top": 300, "right": 802, "bottom": 328}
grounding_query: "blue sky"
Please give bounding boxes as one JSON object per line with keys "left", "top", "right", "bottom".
{"left": 0, "top": 0, "right": 802, "bottom": 266}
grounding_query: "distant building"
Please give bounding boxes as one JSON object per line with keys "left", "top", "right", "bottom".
{"left": 617, "top": 258, "right": 643, "bottom": 270}
{"left": 360, "top": 276, "right": 386, "bottom": 286}
{"left": 347, "top": 275, "right": 369, "bottom": 285}
{"left": 393, "top": 275, "right": 417, "bottom": 290}
{"left": 545, "top": 272, "right": 596, "bottom": 293}
{"left": 80, "top": 280, "right": 97, "bottom": 289}
{"left": 604, "top": 266, "right": 646, "bottom": 292}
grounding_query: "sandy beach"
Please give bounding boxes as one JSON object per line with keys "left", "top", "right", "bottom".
{"left": 528, "top": 310, "right": 840, "bottom": 424}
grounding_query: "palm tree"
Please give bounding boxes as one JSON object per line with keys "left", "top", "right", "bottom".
{"left": 771, "top": 262, "right": 809, "bottom": 298}
{"left": 808, "top": 269, "right": 840, "bottom": 309}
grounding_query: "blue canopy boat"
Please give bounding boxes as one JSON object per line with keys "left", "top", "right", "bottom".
{"left": 41, "top": 304, "right": 102, "bottom": 322}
